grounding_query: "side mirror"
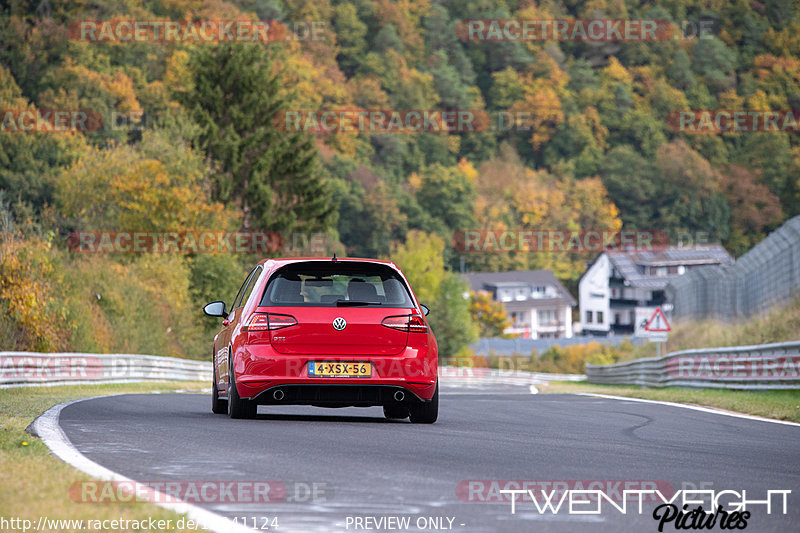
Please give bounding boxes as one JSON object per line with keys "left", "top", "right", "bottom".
{"left": 420, "top": 304, "right": 430, "bottom": 316}
{"left": 203, "top": 301, "right": 227, "bottom": 318}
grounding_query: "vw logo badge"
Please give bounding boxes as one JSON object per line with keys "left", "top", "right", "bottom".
{"left": 332, "top": 317, "right": 347, "bottom": 331}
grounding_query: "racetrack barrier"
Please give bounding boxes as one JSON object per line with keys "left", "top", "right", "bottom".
{"left": 586, "top": 341, "right": 800, "bottom": 390}
{"left": 439, "top": 366, "right": 584, "bottom": 386}
{"left": 0, "top": 352, "right": 211, "bottom": 388}
{"left": 0, "top": 351, "right": 585, "bottom": 389}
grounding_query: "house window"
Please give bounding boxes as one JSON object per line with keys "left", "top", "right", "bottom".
{"left": 585, "top": 311, "right": 593, "bottom": 323}
{"left": 614, "top": 313, "right": 621, "bottom": 325}
{"left": 597, "top": 311, "right": 604, "bottom": 323}
{"left": 538, "top": 309, "right": 555, "bottom": 325}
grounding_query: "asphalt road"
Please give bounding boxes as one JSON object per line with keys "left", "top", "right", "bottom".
{"left": 56, "top": 383, "right": 800, "bottom": 533}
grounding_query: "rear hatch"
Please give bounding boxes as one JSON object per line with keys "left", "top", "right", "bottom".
{"left": 257, "top": 261, "right": 417, "bottom": 356}
{"left": 256, "top": 306, "right": 410, "bottom": 355}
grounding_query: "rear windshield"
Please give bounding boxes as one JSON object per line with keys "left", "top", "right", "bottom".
{"left": 260, "top": 261, "right": 415, "bottom": 308}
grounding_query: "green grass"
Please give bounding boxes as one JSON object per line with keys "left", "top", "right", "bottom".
{"left": 541, "top": 381, "right": 800, "bottom": 423}
{"left": 0, "top": 381, "right": 209, "bottom": 532}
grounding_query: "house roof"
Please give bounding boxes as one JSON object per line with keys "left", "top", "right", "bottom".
{"left": 463, "top": 270, "right": 576, "bottom": 306}
{"left": 607, "top": 245, "right": 734, "bottom": 290}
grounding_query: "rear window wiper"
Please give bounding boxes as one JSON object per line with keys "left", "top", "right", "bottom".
{"left": 335, "top": 299, "right": 382, "bottom": 306}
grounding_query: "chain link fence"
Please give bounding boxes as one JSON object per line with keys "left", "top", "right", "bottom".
{"left": 667, "top": 216, "right": 800, "bottom": 322}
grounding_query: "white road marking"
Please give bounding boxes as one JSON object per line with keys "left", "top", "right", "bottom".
{"left": 29, "top": 395, "right": 254, "bottom": 533}
{"left": 575, "top": 393, "right": 800, "bottom": 428}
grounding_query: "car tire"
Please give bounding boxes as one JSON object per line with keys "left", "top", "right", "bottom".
{"left": 228, "top": 355, "right": 257, "bottom": 419}
{"left": 409, "top": 383, "right": 438, "bottom": 424}
{"left": 383, "top": 405, "right": 409, "bottom": 420}
{"left": 211, "top": 367, "right": 227, "bottom": 414}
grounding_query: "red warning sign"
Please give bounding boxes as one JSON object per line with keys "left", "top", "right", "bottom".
{"left": 644, "top": 307, "right": 671, "bottom": 332}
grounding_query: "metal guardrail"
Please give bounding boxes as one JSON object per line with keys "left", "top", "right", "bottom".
{"left": 586, "top": 341, "right": 800, "bottom": 390}
{"left": 439, "top": 366, "right": 585, "bottom": 385}
{"left": 0, "top": 352, "right": 585, "bottom": 389}
{"left": 0, "top": 352, "right": 211, "bottom": 388}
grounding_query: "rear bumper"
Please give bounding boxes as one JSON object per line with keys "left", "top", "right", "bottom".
{"left": 234, "top": 344, "right": 437, "bottom": 403}
{"left": 249, "top": 384, "right": 431, "bottom": 407}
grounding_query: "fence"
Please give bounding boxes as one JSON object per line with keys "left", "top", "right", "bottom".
{"left": 0, "top": 352, "right": 211, "bottom": 388}
{"left": 586, "top": 341, "right": 800, "bottom": 390}
{"left": 667, "top": 215, "right": 800, "bottom": 321}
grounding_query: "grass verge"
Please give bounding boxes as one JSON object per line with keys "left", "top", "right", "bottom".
{"left": 625, "top": 296, "right": 800, "bottom": 361}
{"left": 540, "top": 381, "right": 800, "bottom": 423}
{"left": 0, "top": 381, "right": 209, "bottom": 532}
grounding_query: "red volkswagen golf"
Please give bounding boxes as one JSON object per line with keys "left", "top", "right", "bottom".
{"left": 203, "top": 257, "right": 439, "bottom": 423}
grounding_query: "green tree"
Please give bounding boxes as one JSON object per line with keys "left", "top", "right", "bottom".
{"left": 390, "top": 230, "right": 478, "bottom": 356}
{"left": 599, "top": 145, "right": 657, "bottom": 230}
{"left": 182, "top": 42, "right": 335, "bottom": 233}
{"left": 415, "top": 161, "right": 476, "bottom": 235}
{"left": 0, "top": 65, "right": 87, "bottom": 211}
{"left": 691, "top": 36, "right": 736, "bottom": 92}
{"left": 334, "top": 2, "right": 368, "bottom": 77}
{"left": 655, "top": 140, "right": 731, "bottom": 241}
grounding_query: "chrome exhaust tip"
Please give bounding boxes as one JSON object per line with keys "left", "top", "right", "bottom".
{"left": 273, "top": 389, "right": 285, "bottom": 401}
{"left": 393, "top": 390, "right": 405, "bottom": 402}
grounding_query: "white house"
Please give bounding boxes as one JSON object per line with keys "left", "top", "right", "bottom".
{"left": 464, "top": 270, "right": 576, "bottom": 339}
{"left": 578, "top": 245, "right": 734, "bottom": 336}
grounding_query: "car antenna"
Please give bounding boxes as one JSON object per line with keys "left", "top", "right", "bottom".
{"left": 331, "top": 253, "right": 337, "bottom": 262}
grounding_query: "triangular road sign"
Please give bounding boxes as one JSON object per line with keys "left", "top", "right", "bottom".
{"left": 644, "top": 307, "right": 671, "bottom": 332}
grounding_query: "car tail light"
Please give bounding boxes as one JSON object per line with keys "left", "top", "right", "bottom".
{"left": 244, "top": 313, "right": 297, "bottom": 331}
{"left": 381, "top": 314, "right": 427, "bottom": 333}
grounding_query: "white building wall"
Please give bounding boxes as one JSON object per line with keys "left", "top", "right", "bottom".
{"left": 564, "top": 305, "right": 573, "bottom": 338}
{"left": 579, "top": 253, "right": 611, "bottom": 333}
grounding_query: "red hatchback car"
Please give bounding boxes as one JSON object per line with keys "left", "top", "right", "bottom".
{"left": 203, "top": 257, "right": 439, "bottom": 423}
